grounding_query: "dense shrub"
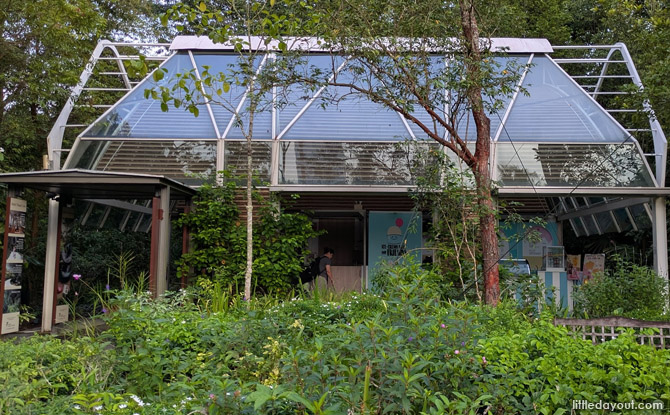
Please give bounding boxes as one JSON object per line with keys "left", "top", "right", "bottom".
{"left": 175, "top": 176, "right": 321, "bottom": 295}
{"left": 1, "top": 264, "right": 669, "bottom": 414}
{"left": 572, "top": 257, "right": 669, "bottom": 320}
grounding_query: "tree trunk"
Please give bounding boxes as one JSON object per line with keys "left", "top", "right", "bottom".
{"left": 244, "top": 128, "right": 253, "bottom": 301}
{"left": 459, "top": 0, "right": 500, "bottom": 305}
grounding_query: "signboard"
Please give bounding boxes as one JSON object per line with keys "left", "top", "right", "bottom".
{"left": 583, "top": 253, "right": 605, "bottom": 279}
{"left": 368, "top": 211, "right": 422, "bottom": 286}
{"left": 1, "top": 197, "right": 26, "bottom": 334}
{"left": 55, "top": 304, "right": 69, "bottom": 324}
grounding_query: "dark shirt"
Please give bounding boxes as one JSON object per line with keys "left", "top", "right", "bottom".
{"left": 319, "top": 256, "right": 332, "bottom": 280}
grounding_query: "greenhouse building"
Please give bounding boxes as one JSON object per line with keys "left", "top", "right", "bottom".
{"left": 0, "top": 36, "right": 668, "bottom": 333}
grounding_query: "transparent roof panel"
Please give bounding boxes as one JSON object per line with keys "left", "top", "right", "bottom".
{"left": 455, "top": 56, "right": 527, "bottom": 142}
{"left": 83, "top": 53, "right": 217, "bottom": 139}
{"left": 496, "top": 142, "right": 655, "bottom": 187}
{"left": 278, "top": 55, "right": 345, "bottom": 133}
{"left": 193, "top": 53, "right": 270, "bottom": 138}
{"left": 499, "top": 55, "right": 629, "bottom": 142}
{"left": 224, "top": 91, "right": 273, "bottom": 139}
{"left": 281, "top": 59, "right": 412, "bottom": 141}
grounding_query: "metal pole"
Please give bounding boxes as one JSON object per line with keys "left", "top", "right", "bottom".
{"left": 653, "top": 197, "right": 668, "bottom": 278}
{"left": 41, "top": 199, "right": 60, "bottom": 332}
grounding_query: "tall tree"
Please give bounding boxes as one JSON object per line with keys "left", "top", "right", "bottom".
{"left": 158, "top": 0, "right": 314, "bottom": 300}
{"left": 304, "top": 0, "right": 521, "bottom": 304}
{"left": 159, "top": 0, "right": 525, "bottom": 304}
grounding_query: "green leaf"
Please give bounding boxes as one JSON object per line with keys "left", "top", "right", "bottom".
{"left": 198, "top": 2, "right": 207, "bottom": 12}
{"left": 152, "top": 69, "right": 165, "bottom": 82}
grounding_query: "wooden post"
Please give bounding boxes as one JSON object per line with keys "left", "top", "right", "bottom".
{"left": 156, "top": 186, "right": 170, "bottom": 295}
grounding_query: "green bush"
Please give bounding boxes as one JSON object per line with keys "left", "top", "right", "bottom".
{"left": 572, "top": 257, "right": 669, "bottom": 320}
{"left": 175, "top": 174, "right": 321, "bottom": 296}
{"left": 2, "top": 262, "right": 670, "bottom": 414}
{"left": 480, "top": 318, "right": 670, "bottom": 414}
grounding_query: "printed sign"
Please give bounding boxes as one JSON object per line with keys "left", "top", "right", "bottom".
{"left": 7, "top": 198, "right": 26, "bottom": 237}
{"left": 1, "top": 197, "right": 26, "bottom": 334}
{"left": 55, "top": 305, "right": 69, "bottom": 324}
{"left": 523, "top": 226, "right": 554, "bottom": 257}
{"left": 368, "top": 211, "right": 422, "bottom": 286}
{"left": 1, "top": 312, "right": 19, "bottom": 334}
{"left": 583, "top": 253, "right": 605, "bottom": 279}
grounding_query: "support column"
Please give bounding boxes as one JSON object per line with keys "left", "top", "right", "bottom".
{"left": 156, "top": 186, "right": 171, "bottom": 295}
{"left": 181, "top": 199, "right": 192, "bottom": 289}
{"left": 149, "top": 196, "right": 160, "bottom": 296}
{"left": 653, "top": 197, "right": 668, "bottom": 279}
{"left": 41, "top": 199, "right": 60, "bottom": 332}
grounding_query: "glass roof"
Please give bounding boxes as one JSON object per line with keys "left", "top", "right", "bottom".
{"left": 81, "top": 52, "right": 633, "bottom": 144}
{"left": 83, "top": 53, "right": 217, "bottom": 139}
{"left": 70, "top": 49, "right": 659, "bottom": 191}
{"left": 498, "top": 55, "right": 629, "bottom": 143}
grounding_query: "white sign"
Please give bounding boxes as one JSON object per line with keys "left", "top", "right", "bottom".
{"left": 55, "top": 305, "right": 69, "bottom": 324}
{"left": 1, "top": 312, "right": 19, "bottom": 334}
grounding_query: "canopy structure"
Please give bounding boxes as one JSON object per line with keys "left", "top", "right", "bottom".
{"left": 61, "top": 38, "right": 667, "bottom": 244}
{"left": 1, "top": 36, "right": 667, "bottom": 331}
{"left": 0, "top": 169, "right": 194, "bottom": 333}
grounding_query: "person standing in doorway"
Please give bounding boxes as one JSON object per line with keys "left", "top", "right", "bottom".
{"left": 317, "top": 247, "right": 335, "bottom": 292}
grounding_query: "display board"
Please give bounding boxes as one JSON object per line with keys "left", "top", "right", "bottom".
{"left": 1, "top": 197, "right": 26, "bottom": 334}
{"left": 368, "top": 211, "right": 422, "bottom": 286}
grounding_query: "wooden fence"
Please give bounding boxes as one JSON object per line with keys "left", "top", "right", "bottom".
{"left": 554, "top": 317, "right": 670, "bottom": 348}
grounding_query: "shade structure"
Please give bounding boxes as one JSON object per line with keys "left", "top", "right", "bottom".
{"left": 68, "top": 44, "right": 659, "bottom": 195}
{"left": 0, "top": 169, "right": 196, "bottom": 200}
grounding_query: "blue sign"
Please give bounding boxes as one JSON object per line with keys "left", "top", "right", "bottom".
{"left": 368, "top": 211, "right": 422, "bottom": 286}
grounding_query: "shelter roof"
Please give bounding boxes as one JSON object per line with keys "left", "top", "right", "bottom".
{"left": 0, "top": 169, "right": 196, "bottom": 200}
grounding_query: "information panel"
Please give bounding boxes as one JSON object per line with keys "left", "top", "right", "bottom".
{"left": 2, "top": 197, "right": 26, "bottom": 334}
{"left": 368, "top": 211, "right": 422, "bottom": 287}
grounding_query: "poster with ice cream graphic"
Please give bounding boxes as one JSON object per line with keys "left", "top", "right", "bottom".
{"left": 368, "top": 212, "right": 422, "bottom": 287}
{"left": 583, "top": 254, "right": 605, "bottom": 279}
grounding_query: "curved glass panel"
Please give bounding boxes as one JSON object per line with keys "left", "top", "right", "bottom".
{"left": 454, "top": 56, "right": 527, "bottom": 142}
{"left": 496, "top": 142, "right": 655, "bottom": 187}
{"left": 500, "top": 55, "right": 629, "bottom": 142}
{"left": 83, "top": 53, "right": 216, "bottom": 139}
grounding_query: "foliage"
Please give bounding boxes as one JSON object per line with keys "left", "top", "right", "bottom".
{"left": 67, "top": 226, "right": 151, "bottom": 288}
{"left": 572, "top": 257, "right": 669, "bottom": 320}
{"left": 2, "top": 260, "right": 670, "bottom": 414}
{"left": 176, "top": 174, "right": 321, "bottom": 295}
{"left": 480, "top": 318, "right": 669, "bottom": 415}
{"left": 409, "top": 143, "right": 483, "bottom": 301}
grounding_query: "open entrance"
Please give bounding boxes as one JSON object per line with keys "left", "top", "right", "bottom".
{"left": 310, "top": 213, "right": 365, "bottom": 292}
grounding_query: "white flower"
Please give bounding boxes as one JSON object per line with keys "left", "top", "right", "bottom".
{"left": 74, "top": 405, "right": 81, "bottom": 410}
{"left": 130, "top": 395, "right": 145, "bottom": 406}
{"left": 119, "top": 404, "right": 127, "bottom": 409}
{"left": 94, "top": 406, "right": 103, "bottom": 411}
